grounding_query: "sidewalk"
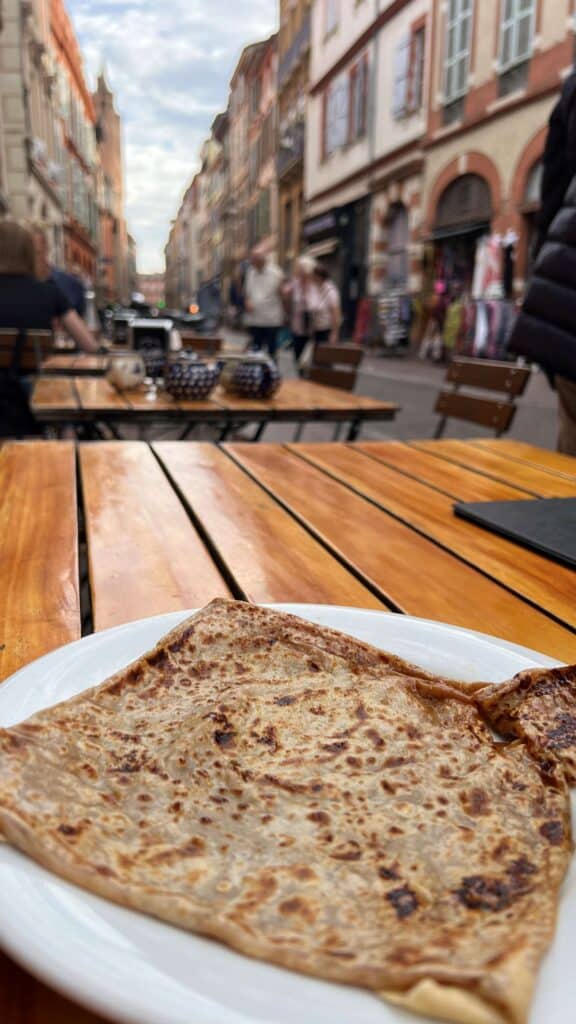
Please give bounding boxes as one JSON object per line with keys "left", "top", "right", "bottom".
{"left": 221, "top": 328, "right": 558, "bottom": 447}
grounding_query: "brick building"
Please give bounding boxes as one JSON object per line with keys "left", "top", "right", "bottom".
{"left": 51, "top": 0, "right": 98, "bottom": 281}
{"left": 246, "top": 33, "right": 279, "bottom": 261}
{"left": 93, "top": 72, "right": 129, "bottom": 304}
{"left": 421, "top": 0, "right": 573, "bottom": 297}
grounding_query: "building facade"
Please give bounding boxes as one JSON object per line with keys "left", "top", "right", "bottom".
{"left": 93, "top": 72, "right": 129, "bottom": 304}
{"left": 228, "top": 40, "right": 268, "bottom": 268}
{"left": 0, "top": 0, "right": 64, "bottom": 252}
{"left": 246, "top": 33, "right": 279, "bottom": 262}
{"left": 138, "top": 272, "right": 165, "bottom": 308}
{"left": 305, "top": 0, "right": 573, "bottom": 332}
{"left": 277, "top": 0, "right": 311, "bottom": 269}
{"left": 305, "top": 0, "right": 432, "bottom": 330}
{"left": 51, "top": 0, "right": 98, "bottom": 281}
{"left": 422, "top": 0, "right": 573, "bottom": 298}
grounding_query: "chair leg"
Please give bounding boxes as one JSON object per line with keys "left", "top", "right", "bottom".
{"left": 293, "top": 422, "right": 305, "bottom": 442}
{"left": 434, "top": 417, "right": 447, "bottom": 439}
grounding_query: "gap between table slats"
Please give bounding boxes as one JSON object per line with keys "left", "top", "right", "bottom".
{"left": 152, "top": 442, "right": 384, "bottom": 610}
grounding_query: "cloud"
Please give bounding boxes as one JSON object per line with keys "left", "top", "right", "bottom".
{"left": 68, "top": 0, "right": 277, "bottom": 272}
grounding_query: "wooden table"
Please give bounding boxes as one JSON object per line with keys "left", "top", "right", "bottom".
{"left": 30, "top": 376, "right": 399, "bottom": 440}
{"left": 1, "top": 437, "right": 575, "bottom": 1022}
{"left": 41, "top": 355, "right": 109, "bottom": 375}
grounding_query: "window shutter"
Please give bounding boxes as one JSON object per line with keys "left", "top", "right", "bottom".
{"left": 393, "top": 35, "right": 411, "bottom": 118}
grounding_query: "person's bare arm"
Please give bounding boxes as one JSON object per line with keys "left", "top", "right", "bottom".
{"left": 329, "top": 291, "right": 342, "bottom": 344}
{"left": 60, "top": 310, "right": 99, "bottom": 353}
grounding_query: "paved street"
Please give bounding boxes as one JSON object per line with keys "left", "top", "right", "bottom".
{"left": 221, "top": 328, "right": 559, "bottom": 448}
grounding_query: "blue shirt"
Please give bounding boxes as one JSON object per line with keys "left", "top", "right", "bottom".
{"left": 50, "top": 267, "right": 86, "bottom": 318}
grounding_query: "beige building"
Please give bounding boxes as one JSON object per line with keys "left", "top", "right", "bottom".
{"left": 305, "top": 1, "right": 425, "bottom": 329}
{"left": 138, "top": 272, "right": 165, "bottom": 308}
{"left": 278, "top": 0, "right": 311, "bottom": 270}
{"left": 164, "top": 176, "right": 201, "bottom": 310}
{"left": 0, "top": 0, "right": 64, "bottom": 255}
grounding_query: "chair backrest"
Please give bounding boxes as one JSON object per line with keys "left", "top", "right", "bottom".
{"left": 180, "top": 333, "right": 223, "bottom": 356}
{"left": 307, "top": 343, "right": 363, "bottom": 391}
{"left": 434, "top": 357, "right": 531, "bottom": 438}
{"left": 0, "top": 329, "right": 54, "bottom": 374}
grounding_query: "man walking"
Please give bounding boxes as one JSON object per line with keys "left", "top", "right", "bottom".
{"left": 243, "top": 246, "right": 284, "bottom": 358}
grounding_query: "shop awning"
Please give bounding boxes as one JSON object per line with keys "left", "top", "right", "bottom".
{"left": 306, "top": 238, "right": 338, "bottom": 258}
{"left": 431, "top": 221, "right": 490, "bottom": 242}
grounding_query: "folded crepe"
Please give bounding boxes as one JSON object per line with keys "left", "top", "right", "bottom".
{"left": 0, "top": 600, "right": 572, "bottom": 1024}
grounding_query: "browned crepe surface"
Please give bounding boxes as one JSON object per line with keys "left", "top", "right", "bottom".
{"left": 478, "top": 665, "right": 576, "bottom": 785}
{"left": 0, "top": 600, "right": 572, "bottom": 1024}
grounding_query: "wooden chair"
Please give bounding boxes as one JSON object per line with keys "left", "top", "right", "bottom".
{"left": 434, "top": 357, "right": 531, "bottom": 439}
{"left": 180, "top": 333, "right": 223, "bottom": 357}
{"left": 0, "top": 329, "right": 54, "bottom": 374}
{"left": 304, "top": 343, "right": 364, "bottom": 391}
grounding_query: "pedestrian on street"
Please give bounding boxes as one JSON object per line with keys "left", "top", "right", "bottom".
{"left": 283, "top": 255, "right": 317, "bottom": 363}
{"left": 32, "top": 224, "right": 87, "bottom": 318}
{"left": 244, "top": 246, "right": 284, "bottom": 359}
{"left": 508, "top": 70, "right": 576, "bottom": 454}
{"left": 310, "top": 265, "right": 342, "bottom": 345}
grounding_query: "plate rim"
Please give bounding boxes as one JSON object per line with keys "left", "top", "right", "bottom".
{"left": 0, "top": 605, "right": 564, "bottom": 1024}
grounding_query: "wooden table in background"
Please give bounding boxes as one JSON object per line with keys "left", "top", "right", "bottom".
{"left": 41, "top": 355, "right": 109, "bottom": 375}
{"left": 30, "top": 376, "right": 399, "bottom": 440}
{"left": 1, "top": 437, "right": 576, "bottom": 1022}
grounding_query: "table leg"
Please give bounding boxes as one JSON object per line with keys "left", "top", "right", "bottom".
{"left": 251, "top": 422, "right": 267, "bottom": 442}
{"left": 346, "top": 419, "right": 362, "bottom": 441}
{"left": 293, "top": 422, "right": 305, "bottom": 442}
{"left": 178, "top": 421, "right": 198, "bottom": 441}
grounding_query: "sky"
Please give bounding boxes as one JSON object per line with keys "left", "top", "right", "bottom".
{"left": 68, "top": 0, "right": 277, "bottom": 273}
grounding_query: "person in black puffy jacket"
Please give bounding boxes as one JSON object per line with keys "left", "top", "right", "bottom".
{"left": 509, "top": 72, "right": 576, "bottom": 454}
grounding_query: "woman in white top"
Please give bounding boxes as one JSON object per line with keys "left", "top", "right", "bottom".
{"left": 311, "top": 265, "right": 342, "bottom": 345}
{"left": 283, "top": 255, "right": 318, "bottom": 363}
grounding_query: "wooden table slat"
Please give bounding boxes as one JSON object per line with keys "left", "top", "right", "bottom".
{"left": 473, "top": 438, "right": 576, "bottom": 480}
{"left": 31, "top": 377, "right": 78, "bottom": 412}
{"left": 79, "top": 443, "right": 231, "bottom": 631}
{"left": 227, "top": 443, "right": 576, "bottom": 662}
{"left": 153, "top": 442, "right": 384, "bottom": 608}
{"left": 75, "top": 377, "right": 131, "bottom": 412}
{"left": 0, "top": 442, "right": 81, "bottom": 682}
{"left": 288, "top": 443, "right": 576, "bottom": 633}
{"left": 412, "top": 439, "right": 576, "bottom": 498}
{"left": 356, "top": 441, "right": 533, "bottom": 501}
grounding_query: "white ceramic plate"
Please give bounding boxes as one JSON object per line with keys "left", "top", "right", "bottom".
{"left": 0, "top": 606, "right": 572, "bottom": 1024}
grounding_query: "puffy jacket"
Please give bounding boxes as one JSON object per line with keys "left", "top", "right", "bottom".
{"left": 508, "top": 176, "right": 576, "bottom": 382}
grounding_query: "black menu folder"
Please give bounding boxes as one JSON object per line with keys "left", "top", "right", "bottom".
{"left": 454, "top": 498, "right": 576, "bottom": 570}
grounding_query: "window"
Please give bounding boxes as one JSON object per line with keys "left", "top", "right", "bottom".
{"left": 325, "top": 0, "right": 339, "bottom": 36}
{"left": 393, "top": 35, "right": 411, "bottom": 118}
{"left": 349, "top": 56, "right": 369, "bottom": 141}
{"left": 323, "top": 72, "right": 350, "bottom": 157}
{"left": 499, "top": 0, "right": 535, "bottom": 73}
{"left": 393, "top": 27, "right": 426, "bottom": 119}
{"left": 409, "top": 27, "right": 426, "bottom": 112}
{"left": 444, "top": 0, "right": 474, "bottom": 105}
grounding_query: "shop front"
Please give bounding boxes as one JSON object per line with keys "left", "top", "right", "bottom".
{"left": 431, "top": 174, "right": 492, "bottom": 293}
{"left": 303, "top": 196, "right": 370, "bottom": 335}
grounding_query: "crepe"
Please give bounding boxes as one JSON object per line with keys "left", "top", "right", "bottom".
{"left": 478, "top": 665, "right": 576, "bottom": 784}
{"left": 0, "top": 600, "right": 572, "bottom": 1024}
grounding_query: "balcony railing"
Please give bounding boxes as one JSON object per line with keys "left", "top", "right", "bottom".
{"left": 278, "top": 9, "right": 311, "bottom": 89}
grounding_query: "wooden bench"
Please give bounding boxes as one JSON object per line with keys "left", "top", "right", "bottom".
{"left": 0, "top": 329, "right": 54, "bottom": 374}
{"left": 434, "top": 357, "right": 531, "bottom": 438}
